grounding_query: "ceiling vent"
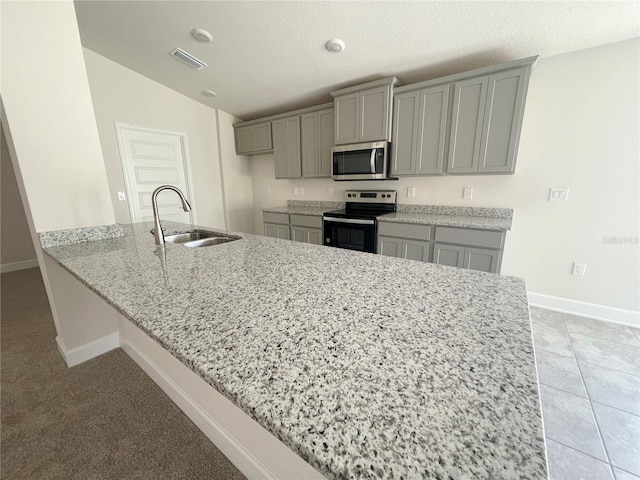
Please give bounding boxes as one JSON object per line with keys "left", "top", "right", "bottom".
{"left": 169, "top": 47, "right": 208, "bottom": 70}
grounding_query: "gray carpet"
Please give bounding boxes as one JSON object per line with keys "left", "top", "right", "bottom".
{"left": 1, "top": 267, "right": 246, "bottom": 480}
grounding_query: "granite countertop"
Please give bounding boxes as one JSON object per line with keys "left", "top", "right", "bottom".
{"left": 263, "top": 201, "right": 514, "bottom": 230}
{"left": 42, "top": 222, "right": 546, "bottom": 479}
{"left": 378, "top": 212, "right": 513, "bottom": 231}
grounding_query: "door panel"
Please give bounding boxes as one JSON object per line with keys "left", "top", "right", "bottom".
{"left": 433, "top": 243, "right": 465, "bottom": 267}
{"left": 464, "top": 247, "right": 499, "bottom": 273}
{"left": 118, "top": 126, "right": 192, "bottom": 225}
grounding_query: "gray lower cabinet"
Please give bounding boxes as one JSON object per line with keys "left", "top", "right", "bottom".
{"left": 263, "top": 212, "right": 322, "bottom": 245}
{"left": 290, "top": 214, "right": 322, "bottom": 245}
{"left": 263, "top": 212, "right": 291, "bottom": 240}
{"left": 235, "top": 122, "right": 272, "bottom": 155}
{"left": 377, "top": 222, "right": 431, "bottom": 261}
{"left": 273, "top": 116, "right": 301, "bottom": 179}
{"left": 301, "top": 108, "right": 334, "bottom": 178}
{"left": 433, "top": 226, "right": 505, "bottom": 273}
{"left": 447, "top": 66, "right": 530, "bottom": 174}
{"left": 391, "top": 84, "right": 450, "bottom": 176}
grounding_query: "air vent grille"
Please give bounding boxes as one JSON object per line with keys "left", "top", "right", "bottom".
{"left": 169, "top": 47, "right": 208, "bottom": 70}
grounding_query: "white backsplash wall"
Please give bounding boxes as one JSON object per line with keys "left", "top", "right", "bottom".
{"left": 251, "top": 38, "right": 639, "bottom": 314}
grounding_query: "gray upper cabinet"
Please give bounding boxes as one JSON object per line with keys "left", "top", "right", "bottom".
{"left": 301, "top": 108, "right": 334, "bottom": 177}
{"left": 391, "top": 84, "right": 450, "bottom": 176}
{"left": 273, "top": 116, "right": 301, "bottom": 179}
{"left": 332, "top": 77, "right": 401, "bottom": 145}
{"left": 447, "top": 66, "right": 531, "bottom": 174}
{"left": 235, "top": 122, "right": 272, "bottom": 155}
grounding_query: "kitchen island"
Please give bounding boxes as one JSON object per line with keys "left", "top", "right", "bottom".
{"left": 42, "top": 222, "right": 547, "bottom": 479}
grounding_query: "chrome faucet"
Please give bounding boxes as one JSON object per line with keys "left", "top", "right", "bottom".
{"left": 151, "top": 185, "right": 192, "bottom": 246}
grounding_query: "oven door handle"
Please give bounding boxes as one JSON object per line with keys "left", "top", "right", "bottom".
{"left": 323, "top": 216, "right": 375, "bottom": 225}
{"left": 370, "top": 148, "right": 376, "bottom": 174}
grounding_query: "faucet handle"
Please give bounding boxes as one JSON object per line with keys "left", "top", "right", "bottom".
{"left": 150, "top": 226, "right": 166, "bottom": 236}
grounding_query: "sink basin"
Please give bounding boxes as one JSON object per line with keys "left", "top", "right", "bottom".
{"left": 163, "top": 230, "right": 239, "bottom": 248}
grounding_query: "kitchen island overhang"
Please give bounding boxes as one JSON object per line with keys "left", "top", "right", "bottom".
{"left": 42, "top": 222, "right": 548, "bottom": 479}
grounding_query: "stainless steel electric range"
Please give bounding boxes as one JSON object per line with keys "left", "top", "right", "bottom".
{"left": 323, "top": 190, "right": 397, "bottom": 254}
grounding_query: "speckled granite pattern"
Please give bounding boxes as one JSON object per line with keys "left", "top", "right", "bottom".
{"left": 379, "top": 212, "right": 513, "bottom": 230}
{"left": 397, "top": 204, "right": 513, "bottom": 219}
{"left": 39, "top": 224, "right": 124, "bottom": 248}
{"left": 43, "top": 222, "right": 547, "bottom": 480}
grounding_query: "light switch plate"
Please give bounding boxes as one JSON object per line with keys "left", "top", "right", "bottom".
{"left": 549, "top": 187, "right": 569, "bottom": 202}
{"left": 117, "top": 191, "right": 126, "bottom": 201}
{"left": 294, "top": 187, "right": 299, "bottom": 195}
{"left": 463, "top": 187, "right": 473, "bottom": 199}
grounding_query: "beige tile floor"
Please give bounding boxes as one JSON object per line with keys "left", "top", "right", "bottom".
{"left": 531, "top": 307, "right": 640, "bottom": 480}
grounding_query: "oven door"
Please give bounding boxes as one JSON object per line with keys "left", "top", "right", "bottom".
{"left": 323, "top": 216, "right": 377, "bottom": 253}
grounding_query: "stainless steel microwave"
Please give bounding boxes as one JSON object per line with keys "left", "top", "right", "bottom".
{"left": 331, "top": 141, "right": 390, "bottom": 181}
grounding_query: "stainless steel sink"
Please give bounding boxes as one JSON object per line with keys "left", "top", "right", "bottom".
{"left": 163, "top": 230, "right": 239, "bottom": 248}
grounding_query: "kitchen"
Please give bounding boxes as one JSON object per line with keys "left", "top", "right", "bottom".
{"left": 1, "top": 1, "right": 639, "bottom": 479}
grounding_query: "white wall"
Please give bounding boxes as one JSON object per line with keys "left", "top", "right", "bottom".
{"left": 1, "top": 125, "right": 36, "bottom": 267}
{"left": 82, "top": 48, "right": 226, "bottom": 229}
{"left": 217, "top": 110, "right": 255, "bottom": 233}
{"left": 1, "top": 1, "right": 115, "bottom": 233}
{"left": 251, "top": 39, "right": 639, "bottom": 313}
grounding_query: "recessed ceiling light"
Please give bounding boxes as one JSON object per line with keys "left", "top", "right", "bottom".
{"left": 192, "top": 28, "right": 213, "bottom": 43}
{"left": 202, "top": 89, "right": 217, "bottom": 97}
{"left": 325, "top": 39, "right": 345, "bottom": 53}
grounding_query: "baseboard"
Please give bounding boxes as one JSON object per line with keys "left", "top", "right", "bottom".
{"left": 56, "top": 333, "right": 120, "bottom": 367}
{"left": 528, "top": 292, "right": 640, "bottom": 328}
{"left": 0, "top": 258, "right": 38, "bottom": 273}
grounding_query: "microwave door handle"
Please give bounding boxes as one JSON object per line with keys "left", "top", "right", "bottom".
{"left": 370, "top": 149, "right": 376, "bottom": 174}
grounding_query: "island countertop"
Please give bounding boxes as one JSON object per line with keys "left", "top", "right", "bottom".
{"left": 42, "top": 223, "right": 546, "bottom": 479}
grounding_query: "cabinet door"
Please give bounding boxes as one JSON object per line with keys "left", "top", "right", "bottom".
{"left": 334, "top": 93, "right": 359, "bottom": 145}
{"left": 433, "top": 243, "right": 465, "bottom": 267}
{"left": 464, "top": 247, "right": 500, "bottom": 273}
{"left": 236, "top": 126, "right": 255, "bottom": 154}
{"left": 378, "top": 236, "right": 402, "bottom": 258}
{"left": 318, "top": 108, "right": 334, "bottom": 177}
{"left": 301, "top": 112, "right": 319, "bottom": 177}
{"left": 264, "top": 222, "right": 277, "bottom": 238}
{"left": 254, "top": 123, "right": 272, "bottom": 151}
{"left": 359, "top": 86, "right": 390, "bottom": 142}
{"left": 276, "top": 224, "right": 291, "bottom": 240}
{"left": 447, "top": 76, "right": 488, "bottom": 173}
{"left": 403, "top": 240, "right": 430, "bottom": 262}
{"left": 291, "top": 226, "right": 306, "bottom": 243}
{"left": 478, "top": 67, "right": 528, "bottom": 174}
{"left": 273, "top": 116, "right": 301, "bottom": 179}
{"left": 416, "top": 84, "right": 450, "bottom": 175}
{"left": 306, "top": 228, "right": 322, "bottom": 245}
{"left": 272, "top": 120, "right": 287, "bottom": 178}
{"left": 391, "top": 91, "right": 420, "bottom": 175}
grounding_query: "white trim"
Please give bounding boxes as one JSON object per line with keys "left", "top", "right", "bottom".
{"left": 118, "top": 318, "right": 325, "bottom": 480}
{"left": 0, "top": 258, "right": 39, "bottom": 273}
{"left": 56, "top": 332, "right": 120, "bottom": 367}
{"left": 114, "top": 122, "right": 194, "bottom": 225}
{"left": 528, "top": 292, "right": 640, "bottom": 328}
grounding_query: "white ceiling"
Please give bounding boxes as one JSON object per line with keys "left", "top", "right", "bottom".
{"left": 74, "top": 1, "right": 639, "bottom": 121}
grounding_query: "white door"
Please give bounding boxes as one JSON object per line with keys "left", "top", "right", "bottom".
{"left": 116, "top": 124, "right": 193, "bottom": 226}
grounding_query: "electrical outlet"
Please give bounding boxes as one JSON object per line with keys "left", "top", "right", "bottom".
{"left": 463, "top": 187, "right": 473, "bottom": 200}
{"left": 327, "top": 187, "right": 334, "bottom": 196}
{"left": 294, "top": 187, "right": 299, "bottom": 196}
{"left": 267, "top": 187, "right": 271, "bottom": 195}
{"left": 407, "top": 187, "right": 415, "bottom": 198}
{"left": 300, "top": 187, "right": 304, "bottom": 196}
{"left": 117, "top": 191, "right": 126, "bottom": 201}
{"left": 572, "top": 262, "right": 587, "bottom": 276}
{"left": 549, "top": 187, "right": 569, "bottom": 202}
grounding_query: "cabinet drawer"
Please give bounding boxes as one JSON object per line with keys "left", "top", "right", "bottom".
{"left": 290, "top": 214, "right": 322, "bottom": 228}
{"left": 434, "top": 227, "right": 504, "bottom": 249}
{"left": 263, "top": 212, "right": 289, "bottom": 225}
{"left": 378, "top": 221, "right": 431, "bottom": 240}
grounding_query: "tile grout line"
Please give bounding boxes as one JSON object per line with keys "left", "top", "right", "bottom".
{"left": 544, "top": 435, "right": 618, "bottom": 468}
{"left": 560, "top": 313, "right": 616, "bottom": 477}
